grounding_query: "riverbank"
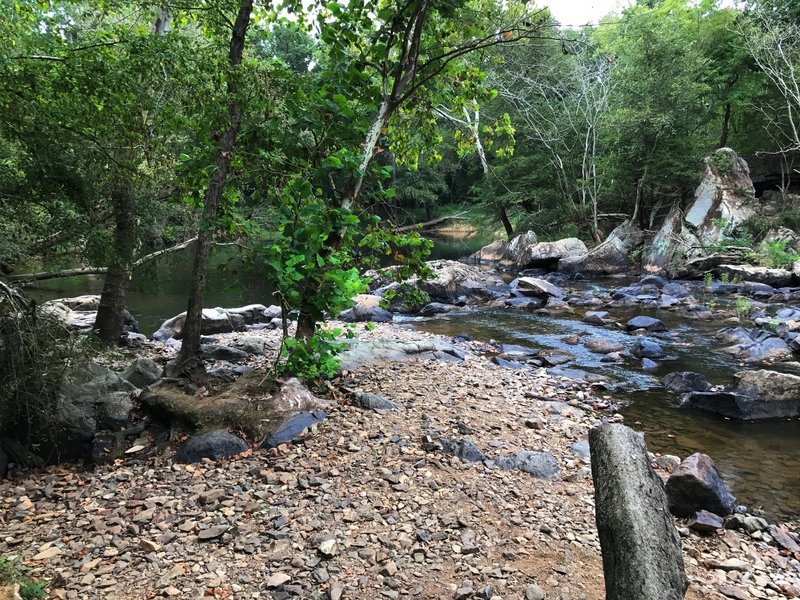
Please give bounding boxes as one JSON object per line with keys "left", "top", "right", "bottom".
{"left": 1, "top": 323, "right": 798, "bottom": 599}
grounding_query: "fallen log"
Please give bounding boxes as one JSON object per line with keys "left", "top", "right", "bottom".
{"left": 393, "top": 214, "right": 466, "bottom": 234}
{"left": 589, "top": 423, "right": 688, "bottom": 599}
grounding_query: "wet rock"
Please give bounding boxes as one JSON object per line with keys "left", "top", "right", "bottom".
{"left": 662, "top": 282, "right": 691, "bottom": 298}
{"left": 261, "top": 411, "right": 327, "bottom": 449}
{"left": 582, "top": 311, "right": 613, "bottom": 326}
{"left": 174, "top": 430, "right": 247, "bottom": 464}
{"left": 514, "top": 277, "right": 565, "bottom": 299}
{"left": 663, "top": 372, "right": 711, "bottom": 394}
{"left": 546, "top": 367, "right": 607, "bottom": 384}
{"left": 439, "top": 438, "right": 486, "bottom": 463}
{"left": 121, "top": 357, "right": 162, "bottom": 389}
{"left": 497, "top": 450, "right": 561, "bottom": 480}
{"left": 733, "top": 370, "right": 800, "bottom": 419}
{"left": 419, "top": 302, "right": 459, "bottom": 316}
{"left": 498, "top": 344, "right": 539, "bottom": 359}
{"left": 504, "top": 296, "right": 547, "bottom": 311}
{"left": 640, "top": 275, "right": 668, "bottom": 288}
{"left": 350, "top": 392, "right": 401, "bottom": 411}
{"left": 584, "top": 337, "right": 624, "bottom": 354}
{"left": 665, "top": 453, "right": 736, "bottom": 517}
{"left": 626, "top": 316, "right": 667, "bottom": 332}
{"left": 492, "top": 357, "right": 528, "bottom": 370}
{"left": 681, "top": 391, "right": 750, "bottom": 419}
{"left": 641, "top": 358, "right": 658, "bottom": 370}
{"left": 688, "top": 510, "right": 724, "bottom": 534}
{"left": 632, "top": 338, "right": 664, "bottom": 359}
{"left": 539, "top": 350, "right": 574, "bottom": 366}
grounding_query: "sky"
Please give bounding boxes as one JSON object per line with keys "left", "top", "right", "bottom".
{"left": 543, "top": 0, "right": 633, "bottom": 27}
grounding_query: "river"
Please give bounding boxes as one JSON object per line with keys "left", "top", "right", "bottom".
{"left": 26, "top": 232, "right": 800, "bottom": 520}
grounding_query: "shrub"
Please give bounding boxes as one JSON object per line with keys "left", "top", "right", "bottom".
{"left": 0, "top": 556, "right": 46, "bottom": 600}
{"left": 0, "top": 282, "right": 87, "bottom": 455}
{"left": 753, "top": 239, "right": 800, "bottom": 269}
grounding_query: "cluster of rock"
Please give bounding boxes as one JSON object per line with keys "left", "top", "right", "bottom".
{"left": 40, "top": 295, "right": 138, "bottom": 334}
{"left": 2, "top": 333, "right": 798, "bottom": 600}
{"left": 465, "top": 149, "right": 800, "bottom": 284}
{"left": 666, "top": 368, "right": 800, "bottom": 421}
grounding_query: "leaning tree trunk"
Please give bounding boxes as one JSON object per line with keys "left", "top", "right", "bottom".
{"left": 94, "top": 185, "right": 135, "bottom": 345}
{"left": 719, "top": 102, "right": 731, "bottom": 148}
{"left": 176, "top": 0, "right": 253, "bottom": 366}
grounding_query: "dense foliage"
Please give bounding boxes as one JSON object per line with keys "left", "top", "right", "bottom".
{"left": 0, "top": 0, "right": 798, "bottom": 379}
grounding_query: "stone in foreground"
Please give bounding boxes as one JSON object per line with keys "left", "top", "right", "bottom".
{"left": 665, "top": 452, "right": 736, "bottom": 518}
{"left": 175, "top": 430, "right": 247, "bottom": 464}
{"left": 589, "top": 423, "right": 688, "bottom": 599}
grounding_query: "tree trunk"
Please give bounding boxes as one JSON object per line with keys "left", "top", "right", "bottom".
{"left": 589, "top": 424, "right": 688, "bottom": 599}
{"left": 94, "top": 185, "right": 135, "bottom": 345}
{"left": 719, "top": 102, "right": 731, "bottom": 148}
{"left": 176, "top": 0, "right": 253, "bottom": 366}
{"left": 498, "top": 205, "right": 514, "bottom": 239}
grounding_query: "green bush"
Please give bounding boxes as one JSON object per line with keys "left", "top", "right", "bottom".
{"left": 0, "top": 556, "right": 46, "bottom": 600}
{"left": 0, "top": 283, "right": 87, "bottom": 453}
{"left": 752, "top": 239, "right": 800, "bottom": 269}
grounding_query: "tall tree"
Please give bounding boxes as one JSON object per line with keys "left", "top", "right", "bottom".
{"left": 176, "top": 0, "right": 255, "bottom": 367}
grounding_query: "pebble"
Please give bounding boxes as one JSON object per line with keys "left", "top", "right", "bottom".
{"left": 0, "top": 322, "right": 796, "bottom": 600}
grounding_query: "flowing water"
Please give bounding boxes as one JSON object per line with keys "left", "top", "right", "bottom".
{"left": 24, "top": 235, "right": 800, "bottom": 520}
{"left": 413, "top": 300, "right": 800, "bottom": 521}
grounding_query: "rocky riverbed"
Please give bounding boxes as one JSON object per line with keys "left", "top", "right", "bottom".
{"left": 1, "top": 323, "right": 799, "bottom": 600}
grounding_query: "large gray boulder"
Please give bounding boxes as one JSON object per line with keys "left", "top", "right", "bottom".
{"left": 513, "top": 276, "right": 565, "bottom": 299}
{"left": 505, "top": 230, "right": 538, "bottom": 264}
{"left": 370, "top": 260, "right": 506, "bottom": 306}
{"left": 733, "top": 370, "right": 800, "bottom": 420}
{"left": 717, "top": 264, "right": 795, "bottom": 287}
{"left": 526, "top": 238, "right": 588, "bottom": 270}
{"left": 663, "top": 372, "right": 711, "bottom": 395}
{"left": 122, "top": 357, "right": 162, "bottom": 389}
{"left": 153, "top": 304, "right": 280, "bottom": 341}
{"left": 40, "top": 295, "right": 138, "bottom": 334}
{"left": 645, "top": 148, "right": 758, "bottom": 276}
{"left": 53, "top": 362, "right": 138, "bottom": 460}
{"left": 467, "top": 239, "right": 511, "bottom": 267}
{"left": 578, "top": 220, "right": 645, "bottom": 275}
{"left": 665, "top": 453, "right": 736, "bottom": 518}
{"left": 589, "top": 424, "right": 688, "bottom": 600}
{"left": 718, "top": 327, "right": 792, "bottom": 363}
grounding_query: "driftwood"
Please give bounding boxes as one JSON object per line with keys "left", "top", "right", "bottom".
{"left": 393, "top": 214, "right": 466, "bottom": 234}
{"left": 589, "top": 423, "right": 688, "bottom": 600}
